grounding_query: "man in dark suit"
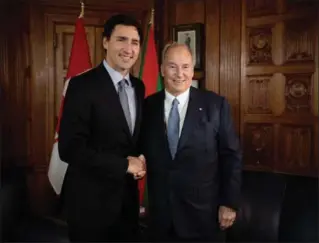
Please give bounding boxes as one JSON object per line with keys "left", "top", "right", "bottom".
{"left": 58, "top": 14, "right": 146, "bottom": 242}
{"left": 140, "top": 43, "right": 242, "bottom": 241}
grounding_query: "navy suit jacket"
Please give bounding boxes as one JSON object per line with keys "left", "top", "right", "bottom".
{"left": 140, "top": 87, "right": 242, "bottom": 240}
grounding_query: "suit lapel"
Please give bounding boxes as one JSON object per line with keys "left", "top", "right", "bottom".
{"left": 157, "top": 91, "right": 170, "bottom": 153}
{"left": 177, "top": 87, "right": 202, "bottom": 152}
{"left": 152, "top": 91, "right": 169, "bottom": 151}
{"left": 96, "top": 63, "right": 133, "bottom": 141}
{"left": 131, "top": 75, "right": 143, "bottom": 142}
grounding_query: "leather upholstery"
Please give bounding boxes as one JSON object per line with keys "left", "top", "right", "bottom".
{"left": 227, "top": 171, "right": 318, "bottom": 242}
{"left": 278, "top": 175, "right": 318, "bottom": 241}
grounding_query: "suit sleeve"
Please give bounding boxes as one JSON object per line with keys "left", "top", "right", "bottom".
{"left": 58, "top": 77, "right": 128, "bottom": 181}
{"left": 218, "top": 97, "right": 242, "bottom": 210}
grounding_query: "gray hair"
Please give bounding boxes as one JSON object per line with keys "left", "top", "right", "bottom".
{"left": 161, "top": 42, "right": 195, "bottom": 66}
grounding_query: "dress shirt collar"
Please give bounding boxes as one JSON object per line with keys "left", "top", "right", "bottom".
{"left": 164, "top": 88, "right": 190, "bottom": 107}
{"left": 103, "top": 59, "right": 131, "bottom": 87}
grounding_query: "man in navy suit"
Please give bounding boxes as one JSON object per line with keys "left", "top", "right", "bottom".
{"left": 141, "top": 43, "right": 242, "bottom": 241}
{"left": 59, "top": 14, "right": 146, "bottom": 242}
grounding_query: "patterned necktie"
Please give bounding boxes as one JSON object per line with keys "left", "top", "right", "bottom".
{"left": 118, "top": 79, "right": 132, "bottom": 134}
{"left": 167, "top": 98, "right": 180, "bottom": 159}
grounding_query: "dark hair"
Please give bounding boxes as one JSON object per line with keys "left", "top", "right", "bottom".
{"left": 102, "top": 14, "right": 143, "bottom": 44}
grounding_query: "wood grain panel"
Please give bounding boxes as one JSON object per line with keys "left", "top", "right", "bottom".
{"left": 242, "top": 0, "right": 318, "bottom": 176}
{"left": 244, "top": 123, "right": 274, "bottom": 171}
{"left": 246, "top": 75, "right": 272, "bottom": 114}
{"left": 0, "top": 4, "right": 10, "bottom": 167}
{"left": 241, "top": 115, "right": 317, "bottom": 124}
{"left": 314, "top": 8, "right": 319, "bottom": 117}
{"left": 1, "top": 1, "right": 30, "bottom": 168}
{"left": 220, "top": 0, "right": 241, "bottom": 132}
{"left": 246, "top": 0, "right": 277, "bottom": 17}
{"left": 246, "top": 8, "right": 317, "bottom": 26}
{"left": 95, "top": 27, "right": 104, "bottom": 65}
{"left": 205, "top": 0, "right": 220, "bottom": 92}
{"left": 270, "top": 73, "right": 286, "bottom": 116}
{"left": 246, "top": 63, "right": 315, "bottom": 75}
{"left": 276, "top": 124, "right": 314, "bottom": 176}
{"left": 284, "top": 18, "right": 315, "bottom": 63}
{"left": 175, "top": 0, "right": 205, "bottom": 24}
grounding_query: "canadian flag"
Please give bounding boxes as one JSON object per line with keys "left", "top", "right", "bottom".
{"left": 48, "top": 17, "right": 92, "bottom": 195}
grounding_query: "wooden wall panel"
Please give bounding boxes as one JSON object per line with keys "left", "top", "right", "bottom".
{"left": 0, "top": 1, "right": 30, "bottom": 169}
{"left": 0, "top": 2, "right": 9, "bottom": 167}
{"left": 205, "top": 0, "right": 220, "bottom": 93}
{"left": 175, "top": 0, "right": 205, "bottom": 24}
{"left": 28, "top": 3, "right": 55, "bottom": 213}
{"left": 219, "top": 0, "right": 241, "bottom": 132}
{"left": 241, "top": 0, "right": 318, "bottom": 176}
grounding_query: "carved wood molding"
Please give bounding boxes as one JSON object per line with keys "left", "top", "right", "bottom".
{"left": 284, "top": 73, "right": 313, "bottom": 113}
{"left": 246, "top": 0, "right": 276, "bottom": 17}
{"left": 284, "top": 18, "right": 315, "bottom": 63}
{"left": 247, "top": 75, "right": 272, "bottom": 114}
{"left": 247, "top": 26, "right": 273, "bottom": 64}
{"left": 244, "top": 123, "right": 274, "bottom": 170}
{"left": 278, "top": 124, "right": 313, "bottom": 171}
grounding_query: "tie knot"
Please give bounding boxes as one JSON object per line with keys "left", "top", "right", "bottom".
{"left": 172, "top": 98, "right": 179, "bottom": 107}
{"left": 118, "top": 79, "right": 128, "bottom": 89}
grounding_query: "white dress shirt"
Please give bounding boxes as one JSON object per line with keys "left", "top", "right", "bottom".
{"left": 164, "top": 88, "right": 190, "bottom": 137}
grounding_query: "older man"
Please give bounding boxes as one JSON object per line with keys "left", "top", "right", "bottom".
{"left": 140, "top": 43, "right": 242, "bottom": 241}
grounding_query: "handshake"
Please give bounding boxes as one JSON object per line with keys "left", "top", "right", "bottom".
{"left": 126, "top": 154, "right": 146, "bottom": 180}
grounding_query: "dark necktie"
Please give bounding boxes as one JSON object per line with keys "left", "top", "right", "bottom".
{"left": 167, "top": 98, "right": 180, "bottom": 159}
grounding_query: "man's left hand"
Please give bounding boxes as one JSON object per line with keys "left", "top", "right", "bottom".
{"left": 218, "top": 206, "right": 236, "bottom": 230}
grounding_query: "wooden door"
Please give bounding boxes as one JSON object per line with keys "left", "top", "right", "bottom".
{"left": 54, "top": 24, "right": 96, "bottom": 128}
{"left": 241, "top": 0, "right": 318, "bottom": 177}
{"left": 94, "top": 27, "right": 105, "bottom": 65}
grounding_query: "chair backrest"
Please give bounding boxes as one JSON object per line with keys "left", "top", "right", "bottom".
{"left": 227, "top": 171, "right": 318, "bottom": 242}
{"left": 227, "top": 171, "right": 286, "bottom": 242}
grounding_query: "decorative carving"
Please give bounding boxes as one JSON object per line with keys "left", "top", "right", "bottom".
{"left": 279, "top": 125, "right": 312, "bottom": 168}
{"left": 247, "top": 76, "right": 272, "bottom": 114}
{"left": 285, "top": 20, "right": 315, "bottom": 62}
{"left": 285, "top": 74, "right": 312, "bottom": 113}
{"left": 246, "top": 0, "right": 276, "bottom": 17}
{"left": 244, "top": 124, "right": 273, "bottom": 168}
{"left": 248, "top": 27, "right": 272, "bottom": 64}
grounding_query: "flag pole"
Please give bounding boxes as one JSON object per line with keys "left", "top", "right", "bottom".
{"left": 149, "top": 8, "right": 154, "bottom": 25}
{"left": 79, "top": 1, "right": 85, "bottom": 18}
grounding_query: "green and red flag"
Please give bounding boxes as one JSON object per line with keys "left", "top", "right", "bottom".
{"left": 138, "top": 11, "right": 162, "bottom": 209}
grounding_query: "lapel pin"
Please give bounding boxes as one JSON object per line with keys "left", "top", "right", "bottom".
{"left": 199, "top": 108, "right": 203, "bottom": 111}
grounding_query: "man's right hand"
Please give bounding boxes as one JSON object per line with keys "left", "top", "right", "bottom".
{"left": 127, "top": 155, "right": 145, "bottom": 176}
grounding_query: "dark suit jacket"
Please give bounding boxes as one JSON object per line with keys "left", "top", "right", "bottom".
{"left": 58, "top": 63, "right": 145, "bottom": 229}
{"left": 140, "top": 87, "right": 242, "bottom": 240}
